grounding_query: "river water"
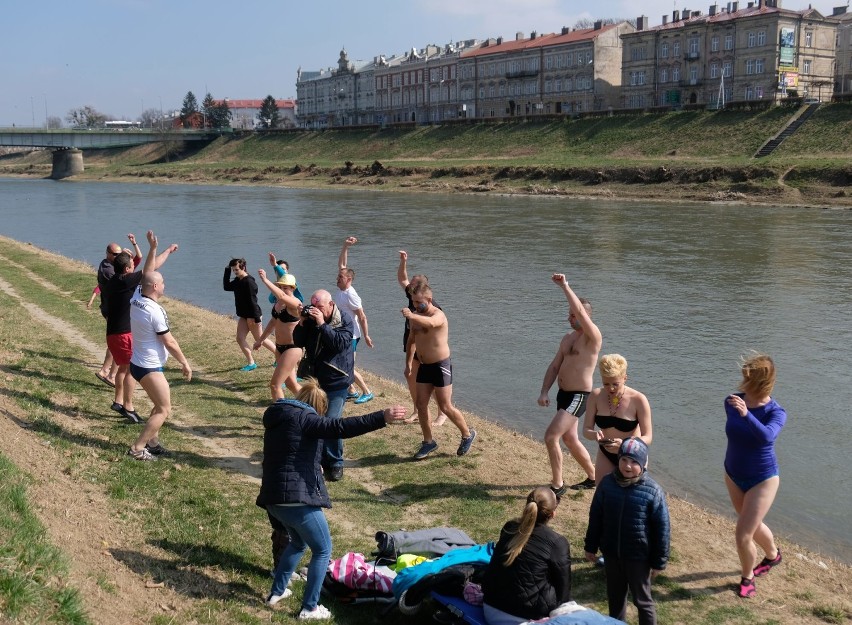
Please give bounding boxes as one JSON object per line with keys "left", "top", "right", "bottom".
{"left": 1, "top": 177, "right": 850, "bottom": 562}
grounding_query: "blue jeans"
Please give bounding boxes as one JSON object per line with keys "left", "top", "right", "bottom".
{"left": 267, "top": 504, "right": 332, "bottom": 611}
{"left": 322, "top": 387, "right": 348, "bottom": 469}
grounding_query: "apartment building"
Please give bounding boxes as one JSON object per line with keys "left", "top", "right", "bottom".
{"left": 458, "top": 22, "right": 633, "bottom": 119}
{"left": 220, "top": 99, "right": 296, "bottom": 129}
{"left": 828, "top": 6, "right": 852, "bottom": 94}
{"left": 296, "top": 49, "right": 379, "bottom": 128}
{"left": 374, "top": 40, "right": 481, "bottom": 124}
{"left": 621, "top": 0, "right": 837, "bottom": 108}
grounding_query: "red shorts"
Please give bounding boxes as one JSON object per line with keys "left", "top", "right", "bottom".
{"left": 107, "top": 333, "right": 133, "bottom": 366}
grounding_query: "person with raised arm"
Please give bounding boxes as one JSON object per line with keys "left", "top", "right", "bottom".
{"left": 538, "top": 273, "right": 602, "bottom": 495}
{"left": 255, "top": 268, "right": 304, "bottom": 399}
{"left": 224, "top": 258, "right": 276, "bottom": 371}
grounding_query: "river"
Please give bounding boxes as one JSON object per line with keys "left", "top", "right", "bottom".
{"left": 1, "top": 177, "right": 850, "bottom": 562}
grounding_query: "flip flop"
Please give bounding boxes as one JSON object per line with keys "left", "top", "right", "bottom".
{"left": 96, "top": 372, "right": 115, "bottom": 388}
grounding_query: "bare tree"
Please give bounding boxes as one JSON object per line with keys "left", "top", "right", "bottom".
{"left": 66, "top": 106, "right": 108, "bottom": 129}
{"left": 139, "top": 108, "right": 162, "bottom": 129}
{"left": 46, "top": 116, "right": 62, "bottom": 129}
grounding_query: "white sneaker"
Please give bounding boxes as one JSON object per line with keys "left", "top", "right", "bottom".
{"left": 298, "top": 604, "right": 332, "bottom": 619}
{"left": 266, "top": 587, "right": 292, "bottom": 606}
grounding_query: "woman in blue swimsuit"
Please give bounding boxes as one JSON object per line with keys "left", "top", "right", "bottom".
{"left": 583, "top": 354, "right": 653, "bottom": 485}
{"left": 724, "top": 353, "right": 786, "bottom": 599}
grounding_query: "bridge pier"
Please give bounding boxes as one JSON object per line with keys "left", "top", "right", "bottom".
{"left": 50, "top": 148, "right": 84, "bottom": 179}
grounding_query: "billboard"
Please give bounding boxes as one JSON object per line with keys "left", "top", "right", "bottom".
{"left": 778, "top": 68, "right": 799, "bottom": 92}
{"left": 779, "top": 27, "right": 795, "bottom": 65}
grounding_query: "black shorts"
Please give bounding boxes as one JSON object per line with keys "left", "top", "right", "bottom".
{"left": 416, "top": 358, "right": 453, "bottom": 388}
{"left": 556, "top": 390, "right": 589, "bottom": 417}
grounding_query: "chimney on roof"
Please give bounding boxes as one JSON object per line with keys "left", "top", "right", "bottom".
{"left": 497, "top": 36, "right": 503, "bottom": 44}
{"left": 662, "top": 14, "right": 669, "bottom": 23}
{"left": 673, "top": 9, "right": 680, "bottom": 20}
{"left": 531, "top": 30, "right": 537, "bottom": 38}
{"left": 709, "top": 3, "right": 718, "bottom": 15}
{"left": 594, "top": 19, "right": 603, "bottom": 29}
{"left": 747, "top": 2, "right": 754, "bottom": 7}
{"left": 516, "top": 31, "right": 524, "bottom": 40}
{"left": 637, "top": 15, "right": 649, "bottom": 29}
{"left": 833, "top": 5, "right": 847, "bottom": 14}
{"left": 682, "top": 7, "right": 689, "bottom": 19}
{"left": 562, "top": 26, "right": 570, "bottom": 34}
{"left": 732, "top": 1, "right": 739, "bottom": 10}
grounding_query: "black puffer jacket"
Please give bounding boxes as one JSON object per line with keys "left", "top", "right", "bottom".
{"left": 482, "top": 522, "right": 571, "bottom": 620}
{"left": 583, "top": 472, "right": 670, "bottom": 570}
{"left": 255, "top": 399, "right": 385, "bottom": 509}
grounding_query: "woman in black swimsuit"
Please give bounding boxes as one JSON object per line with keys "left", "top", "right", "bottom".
{"left": 583, "top": 354, "right": 653, "bottom": 484}
{"left": 255, "top": 269, "right": 304, "bottom": 400}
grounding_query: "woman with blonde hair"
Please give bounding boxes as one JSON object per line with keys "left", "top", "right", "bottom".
{"left": 481, "top": 487, "right": 571, "bottom": 625}
{"left": 724, "top": 353, "right": 786, "bottom": 599}
{"left": 256, "top": 377, "right": 406, "bottom": 618}
{"left": 583, "top": 354, "right": 653, "bottom": 484}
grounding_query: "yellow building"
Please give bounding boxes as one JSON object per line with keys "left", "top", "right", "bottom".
{"left": 621, "top": 0, "right": 837, "bottom": 108}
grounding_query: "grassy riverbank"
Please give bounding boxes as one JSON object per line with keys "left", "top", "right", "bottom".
{"left": 1, "top": 235, "right": 850, "bottom": 625}
{"left": 2, "top": 104, "right": 850, "bottom": 207}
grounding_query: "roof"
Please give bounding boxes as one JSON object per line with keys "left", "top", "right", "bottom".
{"left": 461, "top": 23, "right": 621, "bottom": 59}
{"left": 213, "top": 99, "right": 295, "bottom": 109}
{"left": 636, "top": 5, "right": 825, "bottom": 33}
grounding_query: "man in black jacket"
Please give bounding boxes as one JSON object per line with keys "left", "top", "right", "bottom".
{"left": 293, "top": 289, "right": 354, "bottom": 481}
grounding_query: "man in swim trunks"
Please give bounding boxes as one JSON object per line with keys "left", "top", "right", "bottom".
{"left": 538, "top": 273, "right": 602, "bottom": 495}
{"left": 127, "top": 257, "right": 192, "bottom": 461}
{"left": 403, "top": 284, "right": 476, "bottom": 460}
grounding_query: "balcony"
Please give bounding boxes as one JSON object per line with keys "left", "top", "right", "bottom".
{"left": 680, "top": 79, "right": 703, "bottom": 87}
{"left": 685, "top": 51, "right": 700, "bottom": 60}
{"left": 506, "top": 69, "right": 540, "bottom": 79}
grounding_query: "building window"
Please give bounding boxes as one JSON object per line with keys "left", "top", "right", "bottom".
{"left": 546, "top": 56, "right": 553, "bottom": 69}
{"left": 689, "top": 37, "right": 699, "bottom": 53}
{"left": 710, "top": 63, "right": 719, "bottom": 78}
{"left": 545, "top": 80, "right": 552, "bottom": 93}
{"left": 803, "top": 59, "right": 812, "bottom": 74}
{"left": 711, "top": 35, "right": 720, "bottom": 52}
{"left": 555, "top": 79, "right": 562, "bottom": 92}
{"left": 690, "top": 66, "right": 698, "bottom": 81}
{"left": 672, "top": 65, "right": 681, "bottom": 81}
{"left": 723, "top": 61, "right": 732, "bottom": 77}
{"left": 746, "top": 59, "right": 755, "bottom": 75}
{"left": 565, "top": 78, "right": 572, "bottom": 91}
{"left": 673, "top": 41, "right": 681, "bottom": 56}
{"left": 489, "top": 86, "right": 495, "bottom": 97}
{"left": 756, "top": 85, "right": 764, "bottom": 98}
{"left": 479, "top": 87, "right": 485, "bottom": 98}
{"left": 499, "top": 84, "right": 506, "bottom": 96}
{"left": 746, "top": 86, "right": 754, "bottom": 99}
{"left": 757, "top": 30, "right": 766, "bottom": 46}
{"left": 805, "top": 31, "right": 812, "bottom": 47}
{"left": 661, "top": 42, "right": 669, "bottom": 58}
{"left": 661, "top": 68, "right": 669, "bottom": 83}
{"left": 725, "top": 33, "right": 734, "bottom": 50}
{"left": 756, "top": 58, "right": 765, "bottom": 74}
{"left": 748, "top": 31, "right": 756, "bottom": 47}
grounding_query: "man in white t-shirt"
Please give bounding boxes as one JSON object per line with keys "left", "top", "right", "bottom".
{"left": 126, "top": 257, "right": 192, "bottom": 461}
{"left": 335, "top": 236, "right": 374, "bottom": 404}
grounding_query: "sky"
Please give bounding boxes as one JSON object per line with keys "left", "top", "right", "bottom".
{"left": 1, "top": 0, "right": 844, "bottom": 127}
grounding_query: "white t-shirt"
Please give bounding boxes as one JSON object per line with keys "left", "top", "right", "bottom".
{"left": 334, "top": 286, "right": 362, "bottom": 340}
{"left": 130, "top": 288, "right": 170, "bottom": 368}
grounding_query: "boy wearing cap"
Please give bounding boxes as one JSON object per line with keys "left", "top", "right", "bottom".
{"left": 584, "top": 437, "right": 670, "bottom": 625}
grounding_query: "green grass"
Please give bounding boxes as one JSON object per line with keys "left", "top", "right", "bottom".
{"left": 0, "top": 453, "right": 89, "bottom": 624}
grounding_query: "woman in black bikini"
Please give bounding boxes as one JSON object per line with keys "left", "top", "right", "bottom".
{"left": 255, "top": 269, "right": 304, "bottom": 400}
{"left": 583, "top": 354, "right": 653, "bottom": 484}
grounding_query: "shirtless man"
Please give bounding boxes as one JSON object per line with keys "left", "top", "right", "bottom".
{"left": 403, "top": 284, "right": 476, "bottom": 460}
{"left": 538, "top": 273, "right": 602, "bottom": 495}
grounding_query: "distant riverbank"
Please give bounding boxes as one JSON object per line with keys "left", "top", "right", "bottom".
{"left": 1, "top": 104, "right": 850, "bottom": 207}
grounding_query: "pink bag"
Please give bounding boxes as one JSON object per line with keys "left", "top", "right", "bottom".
{"left": 328, "top": 552, "right": 394, "bottom": 594}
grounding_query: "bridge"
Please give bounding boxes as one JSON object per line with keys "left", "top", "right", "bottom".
{"left": 0, "top": 128, "right": 226, "bottom": 179}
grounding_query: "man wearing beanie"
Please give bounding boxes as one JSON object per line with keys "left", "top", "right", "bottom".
{"left": 584, "top": 437, "right": 670, "bottom": 625}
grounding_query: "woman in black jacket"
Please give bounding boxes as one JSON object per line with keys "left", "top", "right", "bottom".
{"left": 482, "top": 487, "right": 571, "bottom": 625}
{"left": 223, "top": 257, "right": 276, "bottom": 371}
{"left": 257, "top": 378, "right": 405, "bottom": 618}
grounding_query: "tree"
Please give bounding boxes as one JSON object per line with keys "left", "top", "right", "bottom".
{"left": 66, "top": 106, "right": 108, "bottom": 129}
{"left": 573, "top": 17, "right": 626, "bottom": 29}
{"left": 46, "top": 116, "right": 62, "bottom": 129}
{"left": 201, "top": 92, "right": 232, "bottom": 129}
{"left": 257, "top": 95, "right": 280, "bottom": 129}
{"left": 139, "top": 108, "right": 162, "bottom": 129}
{"left": 180, "top": 91, "right": 198, "bottom": 128}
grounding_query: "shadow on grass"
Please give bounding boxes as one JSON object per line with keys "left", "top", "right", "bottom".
{"left": 109, "top": 548, "right": 258, "bottom": 601}
{"left": 150, "top": 538, "right": 270, "bottom": 579}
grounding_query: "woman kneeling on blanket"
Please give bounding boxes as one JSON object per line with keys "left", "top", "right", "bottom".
{"left": 482, "top": 487, "right": 572, "bottom": 625}
{"left": 256, "top": 377, "right": 406, "bottom": 619}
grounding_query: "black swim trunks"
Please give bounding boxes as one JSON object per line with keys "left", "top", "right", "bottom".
{"left": 276, "top": 343, "right": 298, "bottom": 354}
{"left": 555, "top": 390, "right": 590, "bottom": 417}
{"left": 416, "top": 358, "right": 453, "bottom": 388}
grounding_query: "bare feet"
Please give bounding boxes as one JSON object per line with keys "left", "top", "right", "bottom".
{"left": 403, "top": 411, "right": 419, "bottom": 424}
{"left": 432, "top": 413, "right": 448, "bottom": 426}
